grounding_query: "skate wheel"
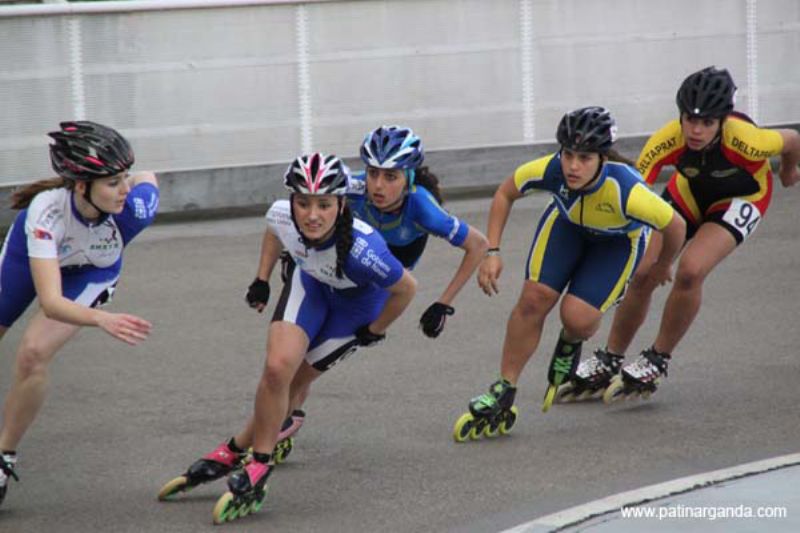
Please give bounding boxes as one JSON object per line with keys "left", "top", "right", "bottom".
{"left": 469, "top": 418, "right": 487, "bottom": 440}
{"left": 576, "top": 389, "right": 595, "bottom": 402}
{"left": 452, "top": 412, "right": 475, "bottom": 443}
{"left": 641, "top": 390, "right": 653, "bottom": 400}
{"left": 602, "top": 375, "right": 625, "bottom": 405}
{"left": 157, "top": 475, "right": 190, "bottom": 501}
{"left": 498, "top": 406, "right": 518, "bottom": 435}
{"left": 212, "top": 492, "right": 236, "bottom": 524}
{"left": 250, "top": 486, "right": 269, "bottom": 513}
{"left": 483, "top": 421, "right": 500, "bottom": 438}
{"left": 541, "top": 385, "right": 558, "bottom": 413}
{"left": 274, "top": 437, "right": 294, "bottom": 465}
{"left": 554, "top": 383, "right": 576, "bottom": 403}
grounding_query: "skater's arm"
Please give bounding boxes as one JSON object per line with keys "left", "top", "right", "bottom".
{"left": 776, "top": 128, "right": 800, "bottom": 187}
{"left": 436, "top": 226, "right": 489, "bottom": 306}
{"left": 648, "top": 212, "right": 686, "bottom": 286}
{"left": 478, "top": 176, "right": 522, "bottom": 296}
{"left": 30, "top": 258, "right": 151, "bottom": 344}
{"left": 255, "top": 230, "right": 283, "bottom": 282}
{"left": 366, "top": 270, "right": 417, "bottom": 335}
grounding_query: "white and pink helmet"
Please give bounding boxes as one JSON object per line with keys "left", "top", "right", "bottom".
{"left": 283, "top": 153, "right": 349, "bottom": 196}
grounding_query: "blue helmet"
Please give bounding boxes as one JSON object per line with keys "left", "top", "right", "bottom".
{"left": 360, "top": 125, "right": 424, "bottom": 170}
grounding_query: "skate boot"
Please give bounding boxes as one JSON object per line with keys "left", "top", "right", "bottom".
{"left": 453, "top": 378, "right": 518, "bottom": 442}
{"left": 556, "top": 349, "right": 624, "bottom": 403}
{"left": 603, "top": 347, "right": 670, "bottom": 404}
{"left": 542, "top": 332, "right": 582, "bottom": 412}
{"left": 273, "top": 410, "right": 305, "bottom": 465}
{"left": 0, "top": 452, "right": 19, "bottom": 507}
{"left": 212, "top": 453, "right": 273, "bottom": 524}
{"left": 157, "top": 438, "right": 248, "bottom": 501}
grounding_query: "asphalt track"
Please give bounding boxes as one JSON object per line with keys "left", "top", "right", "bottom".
{"left": 0, "top": 184, "right": 798, "bottom": 533}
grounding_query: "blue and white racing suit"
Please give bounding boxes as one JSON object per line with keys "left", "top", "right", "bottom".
{"left": 0, "top": 183, "right": 159, "bottom": 327}
{"left": 346, "top": 172, "right": 468, "bottom": 269}
{"left": 266, "top": 200, "right": 405, "bottom": 372}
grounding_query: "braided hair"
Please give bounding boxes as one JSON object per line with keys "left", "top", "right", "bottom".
{"left": 334, "top": 201, "right": 354, "bottom": 279}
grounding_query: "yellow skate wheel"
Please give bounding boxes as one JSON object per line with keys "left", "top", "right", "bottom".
{"left": 483, "top": 422, "right": 500, "bottom": 438}
{"left": 212, "top": 492, "right": 236, "bottom": 525}
{"left": 541, "top": 384, "right": 558, "bottom": 413}
{"left": 555, "top": 383, "right": 576, "bottom": 403}
{"left": 453, "top": 412, "right": 475, "bottom": 443}
{"left": 157, "top": 475, "right": 189, "bottom": 501}
{"left": 602, "top": 375, "right": 625, "bottom": 405}
{"left": 498, "top": 406, "right": 519, "bottom": 435}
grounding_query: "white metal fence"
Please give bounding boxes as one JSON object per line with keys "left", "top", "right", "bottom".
{"left": 1, "top": 0, "right": 798, "bottom": 185}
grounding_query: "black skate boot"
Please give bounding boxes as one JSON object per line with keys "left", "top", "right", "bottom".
{"left": 542, "top": 332, "right": 583, "bottom": 412}
{"left": 453, "top": 378, "right": 518, "bottom": 442}
{"left": 157, "top": 438, "right": 248, "bottom": 501}
{"left": 0, "top": 452, "right": 19, "bottom": 507}
{"left": 556, "top": 348, "right": 624, "bottom": 403}
{"left": 603, "top": 347, "right": 670, "bottom": 404}
{"left": 212, "top": 453, "right": 273, "bottom": 524}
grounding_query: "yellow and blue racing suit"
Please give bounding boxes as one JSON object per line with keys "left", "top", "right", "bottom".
{"left": 514, "top": 152, "right": 675, "bottom": 312}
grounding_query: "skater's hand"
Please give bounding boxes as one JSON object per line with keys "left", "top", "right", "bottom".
{"left": 245, "top": 278, "right": 270, "bottom": 312}
{"left": 419, "top": 302, "right": 454, "bottom": 338}
{"left": 478, "top": 255, "right": 503, "bottom": 296}
{"left": 646, "top": 262, "right": 673, "bottom": 287}
{"left": 778, "top": 164, "right": 800, "bottom": 187}
{"left": 97, "top": 312, "right": 152, "bottom": 345}
{"left": 354, "top": 324, "right": 385, "bottom": 347}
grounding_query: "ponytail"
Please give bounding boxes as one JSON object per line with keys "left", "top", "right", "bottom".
{"left": 413, "top": 166, "right": 443, "bottom": 204}
{"left": 334, "top": 202, "right": 354, "bottom": 279}
{"left": 10, "top": 177, "right": 72, "bottom": 209}
{"left": 605, "top": 148, "right": 636, "bottom": 167}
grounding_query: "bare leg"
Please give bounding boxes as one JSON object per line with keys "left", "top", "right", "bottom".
{"left": 0, "top": 311, "right": 79, "bottom": 450}
{"left": 560, "top": 295, "right": 603, "bottom": 341}
{"left": 606, "top": 231, "right": 664, "bottom": 354}
{"left": 499, "top": 281, "right": 560, "bottom": 385}
{"left": 653, "top": 223, "right": 736, "bottom": 354}
{"left": 288, "top": 361, "right": 321, "bottom": 412}
{"left": 250, "top": 322, "right": 308, "bottom": 456}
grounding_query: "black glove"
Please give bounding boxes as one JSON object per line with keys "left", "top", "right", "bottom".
{"left": 355, "top": 324, "right": 386, "bottom": 347}
{"left": 419, "top": 302, "right": 454, "bottom": 338}
{"left": 279, "top": 251, "right": 294, "bottom": 283}
{"left": 245, "top": 278, "right": 270, "bottom": 308}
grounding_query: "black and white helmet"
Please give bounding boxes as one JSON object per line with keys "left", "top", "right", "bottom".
{"left": 283, "top": 153, "right": 349, "bottom": 196}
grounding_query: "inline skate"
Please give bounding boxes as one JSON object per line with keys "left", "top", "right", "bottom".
{"left": 0, "top": 453, "right": 19, "bottom": 507}
{"left": 212, "top": 454, "right": 273, "bottom": 524}
{"left": 453, "top": 379, "right": 518, "bottom": 442}
{"left": 556, "top": 349, "right": 624, "bottom": 402}
{"left": 603, "top": 347, "right": 670, "bottom": 403}
{"left": 541, "top": 333, "right": 582, "bottom": 412}
{"left": 157, "top": 439, "right": 247, "bottom": 501}
{"left": 273, "top": 409, "right": 305, "bottom": 464}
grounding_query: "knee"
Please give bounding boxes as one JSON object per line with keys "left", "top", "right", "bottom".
{"left": 560, "top": 312, "right": 600, "bottom": 340}
{"left": 515, "top": 285, "right": 556, "bottom": 319}
{"left": 16, "top": 340, "right": 51, "bottom": 380}
{"left": 262, "top": 354, "right": 298, "bottom": 390}
{"left": 628, "top": 268, "right": 657, "bottom": 293}
{"left": 674, "top": 261, "right": 705, "bottom": 291}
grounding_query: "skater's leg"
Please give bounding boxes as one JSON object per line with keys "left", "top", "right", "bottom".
{"left": 251, "top": 322, "right": 308, "bottom": 456}
{"left": 605, "top": 231, "right": 663, "bottom": 355}
{"left": 652, "top": 223, "right": 735, "bottom": 354}
{"left": 560, "top": 295, "right": 603, "bottom": 341}
{"left": 499, "top": 281, "right": 560, "bottom": 384}
{"left": 0, "top": 311, "right": 79, "bottom": 450}
{"left": 288, "top": 361, "right": 320, "bottom": 413}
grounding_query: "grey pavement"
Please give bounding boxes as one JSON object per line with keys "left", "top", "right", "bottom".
{"left": 0, "top": 184, "right": 799, "bottom": 532}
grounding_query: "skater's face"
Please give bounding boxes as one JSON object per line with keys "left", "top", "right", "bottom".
{"left": 366, "top": 166, "right": 407, "bottom": 212}
{"left": 74, "top": 172, "right": 131, "bottom": 217}
{"left": 292, "top": 194, "right": 342, "bottom": 242}
{"left": 560, "top": 148, "right": 603, "bottom": 190}
{"left": 680, "top": 114, "right": 721, "bottom": 151}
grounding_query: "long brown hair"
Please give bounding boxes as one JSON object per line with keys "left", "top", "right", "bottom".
{"left": 10, "top": 177, "right": 72, "bottom": 209}
{"left": 413, "top": 166, "right": 443, "bottom": 204}
{"left": 605, "top": 148, "right": 636, "bottom": 167}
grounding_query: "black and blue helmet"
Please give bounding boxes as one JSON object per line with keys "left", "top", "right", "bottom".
{"left": 360, "top": 125, "right": 424, "bottom": 170}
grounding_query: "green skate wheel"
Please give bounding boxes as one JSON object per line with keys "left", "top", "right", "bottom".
{"left": 555, "top": 383, "right": 577, "bottom": 403}
{"left": 470, "top": 418, "right": 487, "bottom": 440}
{"left": 541, "top": 384, "right": 558, "bottom": 413}
{"left": 453, "top": 412, "right": 475, "bottom": 443}
{"left": 157, "top": 475, "right": 189, "bottom": 501}
{"left": 274, "top": 437, "right": 294, "bottom": 464}
{"left": 498, "top": 406, "right": 518, "bottom": 435}
{"left": 250, "top": 485, "right": 269, "bottom": 513}
{"left": 602, "top": 375, "right": 625, "bottom": 405}
{"left": 212, "top": 492, "right": 236, "bottom": 525}
{"left": 483, "top": 420, "right": 501, "bottom": 438}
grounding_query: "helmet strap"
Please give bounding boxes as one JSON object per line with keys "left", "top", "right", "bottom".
{"left": 78, "top": 181, "right": 110, "bottom": 220}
